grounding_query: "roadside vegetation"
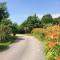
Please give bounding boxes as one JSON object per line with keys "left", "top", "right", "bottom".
{"left": 32, "top": 25, "right": 60, "bottom": 60}
{"left": 0, "top": 2, "right": 18, "bottom": 51}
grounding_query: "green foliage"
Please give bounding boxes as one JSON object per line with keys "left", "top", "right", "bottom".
{"left": 53, "top": 17, "right": 60, "bottom": 25}
{"left": 19, "top": 14, "right": 41, "bottom": 33}
{"left": 0, "top": 24, "right": 12, "bottom": 42}
{"left": 43, "top": 23, "right": 52, "bottom": 28}
{"left": 41, "top": 14, "right": 53, "bottom": 24}
{"left": 0, "top": 2, "right": 9, "bottom": 22}
{"left": 45, "top": 45, "right": 60, "bottom": 60}
{"left": 19, "top": 14, "right": 60, "bottom": 34}
{"left": 0, "top": 42, "right": 10, "bottom": 52}
{"left": 32, "top": 32, "right": 45, "bottom": 41}
{"left": 0, "top": 2, "right": 17, "bottom": 43}
{"left": 1, "top": 19, "right": 12, "bottom": 25}
{"left": 11, "top": 23, "right": 18, "bottom": 36}
{"left": 0, "top": 45, "right": 9, "bottom": 52}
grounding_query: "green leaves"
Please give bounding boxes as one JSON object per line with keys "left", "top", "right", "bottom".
{"left": 41, "top": 14, "right": 53, "bottom": 24}
{"left": 19, "top": 14, "right": 41, "bottom": 33}
{"left": 0, "top": 24, "right": 12, "bottom": 42}
{"left": 0, "top": 2, "right": 9, "bottom": 22}
{"left": 11, "top": 23, "right": 18, "bottom": 36}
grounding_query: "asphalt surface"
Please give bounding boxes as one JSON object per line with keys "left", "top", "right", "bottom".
{"left": 0, "top": 36, "right": 45, "bottom": 60}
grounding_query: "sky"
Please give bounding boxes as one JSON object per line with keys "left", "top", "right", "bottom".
{"left": 0, "top": 0, "right": 60, "bottom": 24}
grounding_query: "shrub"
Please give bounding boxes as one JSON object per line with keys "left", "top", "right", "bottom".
{"left": 0, "top": 24, "right": 12, "bottom": 42}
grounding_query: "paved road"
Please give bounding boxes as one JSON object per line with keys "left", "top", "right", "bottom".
{"left": 0, "top": 36, "right": 45, "bottom": 60}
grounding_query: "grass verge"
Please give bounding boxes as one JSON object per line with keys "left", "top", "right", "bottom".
{"left": 0, "top": 42, "right": 11, "bottom": 52}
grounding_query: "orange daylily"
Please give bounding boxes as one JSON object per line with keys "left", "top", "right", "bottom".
{"left": 56, "top": 56, "right": 60, "bottom": 60}
{"left": 48, "top": 41, "right": 56, "bottom": 48}
{"left": 51, "top": 31, "right": 57, "bottom": 36}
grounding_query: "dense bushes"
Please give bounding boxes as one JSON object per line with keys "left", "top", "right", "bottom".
{"left": 0, "top": 24, "right": 12, "bottom": 42}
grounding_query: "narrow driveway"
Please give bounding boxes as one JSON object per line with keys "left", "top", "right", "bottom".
{"left": 0, "top": 36, "right": 45, "bottom": 60}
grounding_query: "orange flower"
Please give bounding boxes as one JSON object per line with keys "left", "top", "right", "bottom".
{"left": 48, "top": 41, "right": 56, "bottom": 48}
{"left": 54, "top": 35, "right": 59, "bottom": 40}
{"left": 51, "top": 31, "right": 57, "bottom": 36}
{"left": 56, "top": 56, "right": 60, "bottom": 60}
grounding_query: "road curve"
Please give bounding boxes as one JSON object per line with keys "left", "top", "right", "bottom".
{"left": 0, "top": 36, "right": 45, "bottom": 60}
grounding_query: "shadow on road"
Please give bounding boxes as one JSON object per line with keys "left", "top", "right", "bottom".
{"left": 0, "top": 37, "right": 25, "bottom": 52}
{"left": 15, "top": 36, "right": 25, "bottom": 42}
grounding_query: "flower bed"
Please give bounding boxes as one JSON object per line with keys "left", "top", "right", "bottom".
{"left": 32, "top": 25, "right": 60, "bottom": 60}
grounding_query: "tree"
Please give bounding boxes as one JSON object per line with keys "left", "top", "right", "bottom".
{"left": 53, "top": 17, "right": 60, "bottom": 25}
{"left": 1, "top": 19, "right": 12, "bottom": 25}
{"left": 0, "top": 24, "right": 11, "bottom": 42}
{"left": 41, "top": 14, "right": 53, "bottom": 24}
{"left": 19, "top": 14, "right": 41, "bottom": 33}
{"left": 27, "top": 14, "right": 40, "bottom": 27}
{"left": 0, "top": 2, "right": 13, "bottom": 42}
{"left": 0, "top": 2, "right": 9, "bottom": 22}
{"left": 11, "top": 23, "right": 18, "bottom": 36}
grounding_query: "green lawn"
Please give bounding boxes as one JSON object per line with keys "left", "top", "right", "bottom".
{"left": 0, "top": 41, "right": 11, "bottom": 45}
{"left": 0, "top": 42, "right": 11, "bottom": 52}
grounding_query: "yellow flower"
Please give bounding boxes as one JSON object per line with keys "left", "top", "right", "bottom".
{"left": 50, "top": 35, "right": 54, "bottom": 39}
{"left": 46, "top": 51, "right": 52, "bottom": 58}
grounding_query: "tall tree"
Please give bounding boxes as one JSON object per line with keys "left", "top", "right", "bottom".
{"left": 0, "top": 2, "right": 9, "bottom": 22}
{"left": 19, "top": 14, "right": 41, "bottom": 33}
{"left": 11, "top": 23, "right": 18, "bottom": 36}
{"left": 1, "top": 19, "right": 12, "bottom": 25}
{"left": 0, "top": 2, "right": 13, "bottom": 42}
{"left": 53, "top": 17, "right": 60, "bottom": 25}
{"left": 41, "top": 14, "right": 53, "bottom": 24}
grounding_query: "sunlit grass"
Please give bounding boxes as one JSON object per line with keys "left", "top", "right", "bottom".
{"left": 16, "top": 34, "right": 31, "bottom": 36}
